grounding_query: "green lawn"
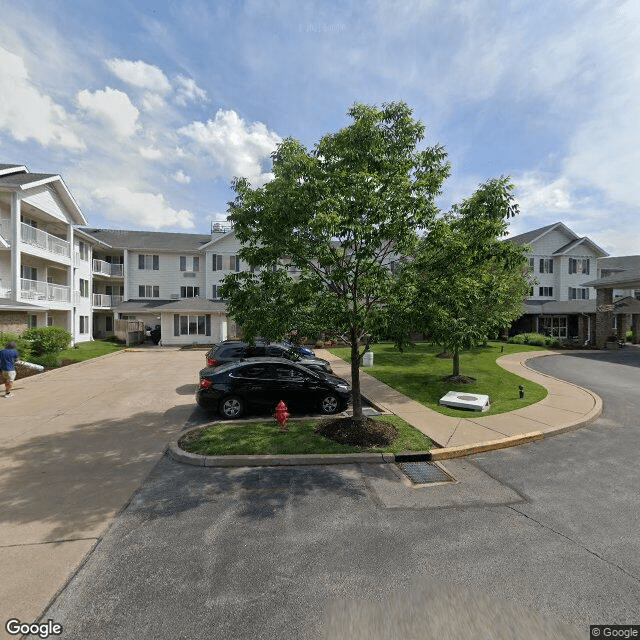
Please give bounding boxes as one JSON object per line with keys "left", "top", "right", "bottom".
{"left": 50, "top": 339, "right": 125, "bottom": 365}
{"left": 329, "top": 341, "right": 549, "bottom": 418}
{"left": 181, "top": 414, "right": 432, "bottom": 456}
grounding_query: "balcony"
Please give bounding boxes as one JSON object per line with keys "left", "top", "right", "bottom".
{"left": 0, "top": 218, "right": 9, "bottom": 241}
{"left": 92, "top": 294, "right": 123, "bottom": 308}
{"left": 92, "top": 259, "right": 124, "bottom": 277}
{"left": 21, "top": 223, "right": 70, "bottom": 259}
{"left": 20, "top": 278, "right": 71, "bottom": 303}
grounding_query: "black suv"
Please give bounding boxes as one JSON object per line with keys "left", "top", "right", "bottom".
{"left": 205, "top": 340, "right": 332, "bottom": 374}
{"left": 196, "top": 358, "right": 351, "bottom": 418}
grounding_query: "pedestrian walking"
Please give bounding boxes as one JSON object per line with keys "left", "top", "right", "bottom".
{"left": 0, "top": 341, "right": 20, "bottom": 398}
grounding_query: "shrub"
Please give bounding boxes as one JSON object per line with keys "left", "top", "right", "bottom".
{"left": 507, "top": 334, "right": 527, "bottom": 344}
{"left": 21, "top": 326, "right": 71, "bottom": 356}
{"left": 545, "top": 336, "right": 561, "bottom": 348}
{"left": 30, "top": 353, "right": 61, "bottom": 368}
{"left": 0, "top": 331, "right": 33, "bottom": 361}
{"left": 508, "top": 332, "right": 558, "bottom": 347}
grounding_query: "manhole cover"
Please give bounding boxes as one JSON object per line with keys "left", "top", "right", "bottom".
{"left": 397, "top": 461, "right": 454, "bottom": 485}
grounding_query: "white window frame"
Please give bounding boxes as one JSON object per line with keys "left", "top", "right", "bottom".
{"left": 139, "top": 285, "right": 160, "bottom": 298}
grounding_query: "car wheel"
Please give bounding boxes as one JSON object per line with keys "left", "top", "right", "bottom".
{"left": 220, "top": 396, "right": 244, "bottom": 419}
{"left": 319, "top": 393, "right": 340, "bottom": 415}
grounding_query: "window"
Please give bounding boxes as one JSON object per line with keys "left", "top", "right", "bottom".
{"left": 212, "top": 285, "right": 222, "bottom": 299}
{"left": 28, "top": 315, "right": 37, "bottom": 328}
{"left": 138, "top": 254, "right": 159, "bottom": 270}
{"left": 568, "top": 287, "right": 589, "bottom": 300}
{"left": 47, "top": 316, "right": 53, "bottom": 327}
{"left": 180, "top": 256, "right": 200, "bottom": 272}
{"left": 539, "top": 258, "right": 553, "bottom": 273}
{"left": 139, "top": 285, "right": 159, "bottom": 298}
{"left": 173, "top": 314, "right": 211, "bottom": 336}
{"left": 79, "top": 315, "right": 89, "bottom": 334}
{"left": 538, "top": 316, "right": 567, "bottom": 338}
{"left": 212, "top": 254, "right": 223, "bottom": 271}
{"left": 529, "top": 286, "right": 534, "bottom": 297}
{"left": 78, "top": 241, "right": 89, "bottom": 261}
{"left": 79, "top": 278, "right": 89, "bottom": 297}
{"left": 539, "top": 286, "right": 553, "bottom": 297}
{"left": 21, "top": 266, "right": 37, "bottom": 281}
{"left": 180, "top": 286, "right": 200, "bottom": 298}
{"left": 569, "top": 258, "right": 590, "bottom": 274}
{"left": 106, "top": 316, "right": 113, "bottom": 332}
{"left": 528, "top": 257, "right": 535, "bottom": 271}
{"left": 230, "top": 255, "right": 240, "bottom": 271}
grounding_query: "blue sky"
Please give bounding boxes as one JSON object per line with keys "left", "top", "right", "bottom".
{"left": 1, "top": 0, "right": 638, "bottom": 255}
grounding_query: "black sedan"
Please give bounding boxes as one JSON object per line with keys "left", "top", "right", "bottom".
{"left": 204, "top": 340, "right": 332, "bottom": 374}
{"left": 196, "top": 358, "right": 351, "bottom": 419}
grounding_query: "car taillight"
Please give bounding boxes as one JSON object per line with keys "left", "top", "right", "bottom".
{"left": 207, "top": 357, "right": 217, "bottom": 367}
{"left": 200, "top": 379, "right": 212, "bottom": 389}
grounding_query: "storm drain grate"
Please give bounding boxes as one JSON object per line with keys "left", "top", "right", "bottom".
{"left": 397, "top": 461, "right": 454, "bottom": 485}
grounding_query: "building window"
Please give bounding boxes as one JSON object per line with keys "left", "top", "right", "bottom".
{"left": 79, "top": 315, "right": 89, "bottom": 334}
{"left": 79, "top": 278, "right": 89, "bottom": 297}
{"left": 21, "top": 265, "right": 37, "bottom": 281}
{"left": 528, "top": 257, "right": 535, "bottom": 271}
{"left": 569, "top": 258, "right": 590, "bottom": 274}
{"left": 138, "top": 254, "right": 159, "bottom": 270}
{"left": 212, "top": 285, "right": 220, "bottom": 299}
{"left": 78, "top": 241, "right": 89, "bottom": 261}
{"left": 106, "top": 316, "right": 113, "bottom": 332}
{"left": 212, "top": 254, "right": 223, "bottom": 271}
{"left": 47, "top": 316, "right": 53, "bottom": 327}
{"left": 539, "top": 316, "right": 567, "bottom": 338}
{"left": 139, "top": 285, "right": 160, "bottom": 298}
{"left": 539, "top": 258, "right": 553, "bottom": 274}
{"left": 230, "top": 255, "right": 240, "bottom": 271}
{"left": 28, "top": 315, "right": 37, "bottom": 328}
{"left": 529, "top": 286, "right": 534, "bottom": 297}
{"left": 180, "top": 256, "right": 200, "bottom": 272}
{"left": 568, "top": 287, "right": 589, "bottom": 300}
{"left": 180, "top": 286, "right": 200, "bottom": 298}
{"left": 539, "top": 286, "right": 553, "bottom": 297}
{"left": 173, "top": 314, "right": 211, "bottom": 337}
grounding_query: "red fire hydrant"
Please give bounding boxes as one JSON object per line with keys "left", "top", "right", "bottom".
{"left": 274, "top": 400, "right": 290, "bottom": 432}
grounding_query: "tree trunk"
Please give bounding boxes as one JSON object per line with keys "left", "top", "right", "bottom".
{"left": 452, "top": 348, "right": 460, "bottom": 377}
{"left": 350, "top": 328, "right": 363, "bottom": 419}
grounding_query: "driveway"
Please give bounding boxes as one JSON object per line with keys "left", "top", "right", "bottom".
{"left": 0, "top": 347, "right": 204, "bottom": 638}
{"left": 37, "top": 348, "right": 640, "bottom": 639}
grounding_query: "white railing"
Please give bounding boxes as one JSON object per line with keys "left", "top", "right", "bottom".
{"left": 21, "top": 223, "right": 70, "bottom": 258}
{"left": 92, "top": 260, "right": 124, "bottom": 277}
{"left": 20, "top": 278, "right": 71, "bottom": 303}
{"left": 92, "top": 294, "right": 123, "bottom": 308}
{"left": 0, "top": 218, "right": 10, "bottom": 240}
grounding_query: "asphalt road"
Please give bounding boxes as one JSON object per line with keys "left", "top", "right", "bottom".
{"left": 44, "top": 348, "right": 640, "bottom": 639}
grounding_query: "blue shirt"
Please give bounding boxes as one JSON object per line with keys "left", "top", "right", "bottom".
{"left": 0, "top": 348, "right": 19, "bottom": 371}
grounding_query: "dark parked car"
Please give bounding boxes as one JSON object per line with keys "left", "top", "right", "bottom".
{"left": 204, "top": 341, "right": 332, "bottom": 374}
{"left": 255, "top": 337, "right": 315, "bottom": 358}
{"left": 196, "top": 358, "right": 351, "bottom": 418}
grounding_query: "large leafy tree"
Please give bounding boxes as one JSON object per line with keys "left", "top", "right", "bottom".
{"left": 392, "top": 177, "right": 530, "bottom": 380}
{"left": 220, "top": 102, "right": 450, "bottom": 421}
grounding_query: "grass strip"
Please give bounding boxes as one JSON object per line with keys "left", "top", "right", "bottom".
{"left": 181, "top": 414, "right": 432, "bottom": 456}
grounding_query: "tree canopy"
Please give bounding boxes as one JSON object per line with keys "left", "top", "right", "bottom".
{"left": 221, "top": 101, "right": 451, "bottom": 419}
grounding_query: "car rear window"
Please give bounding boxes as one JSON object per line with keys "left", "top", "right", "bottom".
{"left": 219, "top": 346, "right": 245, "bottom": 358}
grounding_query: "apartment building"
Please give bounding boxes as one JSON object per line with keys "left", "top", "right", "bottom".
{"left": 507, "top": 221, "right": 609, "bottom": 342}
{"left": 0, "top": 164, "right": 95, "bottom": 343}
{"left": 82, "top": 225, "right": 244, "bottom": 345}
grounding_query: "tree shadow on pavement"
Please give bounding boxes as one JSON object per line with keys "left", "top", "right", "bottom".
{"left": 0, "top": 405, "right": 191, "bottom": 544}
{"left": 552, "top": 348, "right": 640, "bottom": 369}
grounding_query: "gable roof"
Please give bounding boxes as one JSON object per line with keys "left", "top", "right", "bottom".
{"left": 506, "top": 222, "right": 572, "bottom": 246}
{"left": 114, "top": 299, "right": 228, "bottom": 313}
{"left": 553, "top": 236, "right": 608, "bottom": 257}
{"left": 82, "top": 228, "right": 212, "bottom": 252}
{"left": 0, "top": 165, "right": 86, "bottom": 224}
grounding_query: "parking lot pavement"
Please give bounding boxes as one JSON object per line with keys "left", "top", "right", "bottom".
{"left": 0, "top": 348, "right": 204, "bottom": 638}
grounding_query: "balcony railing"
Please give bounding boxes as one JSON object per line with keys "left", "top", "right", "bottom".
{"left": 92, "top": 294, "right": 123, "bottom": 308}
{"left": 21, "top": 223, "right": 70, "bottom": 258}
{"left": 92, "top": 259, "right": 124, "bottom": 277}
{"left": 20, "top": 278, "right": 71, "bottom": 303}
{"left": 0, "top": 218, "right": 9, "bottom": 240}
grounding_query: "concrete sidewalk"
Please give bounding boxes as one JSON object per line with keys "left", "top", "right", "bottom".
{"left": 0, "top": 347, "right": 204, "bottom": 638}
{"left": 321, "top": 349, "right": 602, "bottom": 455}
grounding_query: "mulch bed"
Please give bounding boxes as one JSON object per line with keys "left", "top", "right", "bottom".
{"left": 314, "top": 416, "right": 399, "bottom": 448}
{"left": 443, "top": 374, "right": 475, "bottom": 384}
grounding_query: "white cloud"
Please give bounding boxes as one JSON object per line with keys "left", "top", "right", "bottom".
{"left": 173, "top": 170, "right": 191, "bottom": 184}
{"left": 105, "top": 58, "right": 171, "bottom": 93}
{"left": 178, "top": 109, "right": 280, "bottom": 184}
{"left": 175, "top": 75, "right": 208, "bottom": 105}
{"left": 92, "top": 185, "right": 195, "bottom": 229}
{"left": 77, "top": 87, "right": 140, "bottom": 138}
{"left": 139, "top": 146, "right": 162, "bottom": 160}
{"left": 141, "top": 92, "right": 166, "bottom": 111}
{"left": 513, "top": 173, "right": 575, "bottom": 215}
{"left": 0, "top": 46, "right": 84, "bottom": 150}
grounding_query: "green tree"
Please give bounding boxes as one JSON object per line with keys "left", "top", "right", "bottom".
{"left": 393, "top": 177, "right": 530, "bottom": 380}
{"left": 221, "top": 102, "right": 450, "bottom": 421}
